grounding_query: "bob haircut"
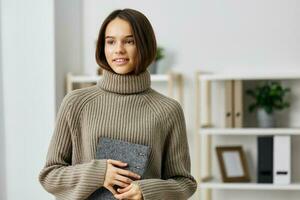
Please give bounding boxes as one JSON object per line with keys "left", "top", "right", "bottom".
{"left": 95, "top": 8, "right": 157, "bottom": 75}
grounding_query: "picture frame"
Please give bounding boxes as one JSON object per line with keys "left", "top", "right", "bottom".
{"left": 216, "top": 146, "right": 250, "bottom": 183}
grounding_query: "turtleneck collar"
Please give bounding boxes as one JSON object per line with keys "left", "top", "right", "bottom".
{"left": 97, "top": 69, "right": 151, "bottom": 94}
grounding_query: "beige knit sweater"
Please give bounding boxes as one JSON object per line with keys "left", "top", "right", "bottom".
{"left": 39, "top": 70, "right": 197, "bottom": 200}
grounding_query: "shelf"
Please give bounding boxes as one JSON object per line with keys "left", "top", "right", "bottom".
{"left": 198, "top": 128, "right": 300, "bottom": 136}
{"left": 199, "top": 181, "right": 300, "bottom": 191}
{"left": 198, "top": 73, "right": 300, "bottom": 81}
{"left": 150, "top": 74, "right": 170, "bottom": 81}
{"left": 68, "top": 75, "right": 100, "bottom": 83}
{"left": 68, "top": 74, "right": 170, "bottom": 83}
{"left": 195, "top": 72, "right": 300, "bottom": 199}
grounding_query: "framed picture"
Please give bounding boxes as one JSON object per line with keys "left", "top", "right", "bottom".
{"left": 216, "top": 146, "right": 250, "bottom": 183}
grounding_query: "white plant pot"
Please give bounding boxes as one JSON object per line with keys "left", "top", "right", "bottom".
{"left": 257, "top": 108, "right": 275, "bottom": 128}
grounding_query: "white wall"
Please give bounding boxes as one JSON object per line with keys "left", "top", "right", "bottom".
{"left": 55, "top": 0, "right": 82, "bottom": 112}
{"left": 80, "top": 1, "right": 300, "bottom": 200}
{"left": 1, "top": 0, "right": 55, "bottom": 199}
{"left": 0, "top": 0, "right": 7, "bottom": 199}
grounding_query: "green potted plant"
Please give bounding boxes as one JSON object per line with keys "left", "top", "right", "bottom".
{"left": 246, "top": 81, "right": 290, "bottom": 127}
{"left": 149, "top": 46, "right": 165, "bottom": 74}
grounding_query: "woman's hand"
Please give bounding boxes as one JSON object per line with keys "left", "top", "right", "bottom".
{"left": 114, "top": 182, "right": 143, "bottom": 200}
{"left": 104, "top": 159, "right": 141, "bottom": 195}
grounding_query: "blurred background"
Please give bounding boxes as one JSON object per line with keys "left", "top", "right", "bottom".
{"left": 0, "top": 0, "right": 300, "bottom": 199}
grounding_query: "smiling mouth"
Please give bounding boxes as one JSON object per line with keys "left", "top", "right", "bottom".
{"left": 113, "top": 58, "right": 129, "bottom": 65}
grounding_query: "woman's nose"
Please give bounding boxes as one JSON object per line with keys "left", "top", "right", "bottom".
{"left": 115, "top": 42, "right": 125, "bottom": 54}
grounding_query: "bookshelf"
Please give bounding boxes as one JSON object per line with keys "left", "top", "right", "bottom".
{"left": 199, "top": 181, "right": 300, "bottom": 191}
{"left": 66, "top": 72, "right": 184, "bottom": 104}
{"left": 198, "top": 128, "right": 300, "bottom": 136}
{"left": 194, "top": 72, "right": 300, "bottom": 200}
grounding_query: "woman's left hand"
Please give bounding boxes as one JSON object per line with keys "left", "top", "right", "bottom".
{"left": 114, "top": 182, "right": 143, "bottom": 200}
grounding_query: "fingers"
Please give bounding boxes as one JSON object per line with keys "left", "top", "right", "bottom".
{"left": 107, "top": 159, "right": 141, "bottom": 180}
{"left": 117, "top": 184, "right": 132, "bottom": 193}
{"left": 117, "top": 168, "right": 141, "bottom": 180}
{"left": 114, "top": 188, "right": 134, "bottom": 200}
{"left": 104, "top": 159, "right": 141, "bottom": 195}
{"left": 115, "top": 183, "right": 143, "bottom": 200}
{"left": 108, "top": 159, "right": 128, "bottom": 168}
{"left": 106, "top": 185, "right": 117, "bottom": 196}
{"left": 115, "top": 174, "right": 133, "bottom": 184}
{"left": 113, "top": 180, "right": 130, "bottom": 188}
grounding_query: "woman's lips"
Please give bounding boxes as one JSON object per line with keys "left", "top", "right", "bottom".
{"left": 113, "top": 58, "right": 129, "bottom": 65}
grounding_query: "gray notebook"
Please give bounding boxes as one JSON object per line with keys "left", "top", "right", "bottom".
{"left": 87, "top": 137, "right": 150, "bottom": 200}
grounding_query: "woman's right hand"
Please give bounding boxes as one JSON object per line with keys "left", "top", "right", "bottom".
{"left": 103, "top": 159, "right": 141, "bottom": 195}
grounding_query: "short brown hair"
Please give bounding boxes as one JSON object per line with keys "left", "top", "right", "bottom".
{"left": 95, "top": 9, "right": 157, "bottom": 75}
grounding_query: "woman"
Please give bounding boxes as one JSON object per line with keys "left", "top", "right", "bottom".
{"left": 39, "top": 8, "right": 197, "bottom": 200}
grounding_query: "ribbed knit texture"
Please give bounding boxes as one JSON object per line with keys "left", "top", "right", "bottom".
{"left": 39, "top": 70, "right": 197, "bottom": 200}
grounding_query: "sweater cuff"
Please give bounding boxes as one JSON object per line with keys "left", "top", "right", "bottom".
{"left": 88, "top": 159, "right": 107, "bottom": 188}
{"left": 134, "top": 179, "right": 160, "bottom": 200}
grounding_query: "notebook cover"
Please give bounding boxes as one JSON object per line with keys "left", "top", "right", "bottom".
{"left": 87, "top": 137, "right": 150, "bottom": 200}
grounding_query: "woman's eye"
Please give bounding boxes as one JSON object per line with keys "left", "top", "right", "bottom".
{"left": 125, "top": 39, "right": 134, "bottom": 44}
{"left": 106, "top": 40, "right": 115, "bottom": 45}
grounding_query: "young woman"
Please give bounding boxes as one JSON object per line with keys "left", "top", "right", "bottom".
{"left": 39, "top": 8, "right": 197, "bottom": 200}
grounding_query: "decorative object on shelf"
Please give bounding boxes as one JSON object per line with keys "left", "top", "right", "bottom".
{"left": 148, "top": 46, "right": 165, "bottom": 74}
{"left": 246, "top": 81, "right": 290, "bottom": 128}
{"left": 216, "top": 146, "right": 250, "bottom": 183}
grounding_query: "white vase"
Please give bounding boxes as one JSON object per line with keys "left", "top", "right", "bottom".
{"left": 257, "top": 108, "right": 275, "bottom": 128}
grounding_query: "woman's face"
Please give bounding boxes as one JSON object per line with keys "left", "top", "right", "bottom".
{"left": 104, "top": 18, "right": 137, "bottom": 75}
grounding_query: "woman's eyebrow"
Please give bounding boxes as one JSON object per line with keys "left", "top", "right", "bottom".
{"left": 105, "top": 35, "right": 133, "bottom": 39}
{"left": 124, "top": 35, "right": 134, "bottom": 38}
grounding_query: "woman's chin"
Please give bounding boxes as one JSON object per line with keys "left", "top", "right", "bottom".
{"left": 111, "top": 66, "right": 134, "bottom": 75}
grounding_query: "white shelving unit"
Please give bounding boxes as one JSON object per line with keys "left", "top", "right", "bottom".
{"left": 194, "top": 72, "right": 300, "bottom": 200}
{"left": 199, "top": 128, "right": 300, "bottom": 136}
{"left": 66, "top": 72, "right": 184, "bottom": 104}
{"left": 199, "top": 181, "right": 300, "bottom": 191}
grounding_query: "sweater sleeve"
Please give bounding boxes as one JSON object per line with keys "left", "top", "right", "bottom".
{"left": 133, "top": 102, "right": 197, "bottom": 200}
{"left": 38, "top": 93, "right": 107, "bottom": 199}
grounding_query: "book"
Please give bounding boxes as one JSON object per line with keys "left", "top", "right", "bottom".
{"left": 257, "top": 136, "right": 273, "bottom": 183}
{"left": 233, "top": 80, "right": 243, "bottom": 128}
{"left": 273, "top": 136, "right": 291, "bottom": 185}
{"left": 225, "top": 80, "right": 234, "bottom": 128}
{"left": 87, "top": 137, "right": 150, "bottom": 200}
